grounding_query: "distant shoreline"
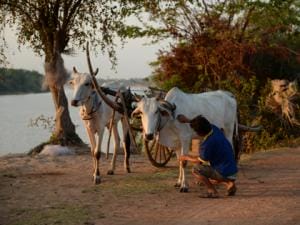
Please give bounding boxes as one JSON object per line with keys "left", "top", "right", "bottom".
{"left": 0, "top": 90, "right": 49, "bottom": 96}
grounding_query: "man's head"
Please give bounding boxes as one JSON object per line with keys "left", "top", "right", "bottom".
{"left": 177, "top": 114, "right": 212, "bottom": 136}
{"left": 190, "top": 115, "right": 212, "bottom": 136}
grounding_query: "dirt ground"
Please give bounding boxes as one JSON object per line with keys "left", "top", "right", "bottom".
{"left": 0, "top": 146, "right": 299, "bottom": 225}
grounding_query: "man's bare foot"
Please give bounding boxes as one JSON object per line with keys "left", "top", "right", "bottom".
{"left": 226, "top": 181, "right": 237, "bottom": 196}
{"left": 209, "top": 179, "right": 221, "bottom": 185}
{"left": 208, "top": 187, "right": 218, "bottom": 195}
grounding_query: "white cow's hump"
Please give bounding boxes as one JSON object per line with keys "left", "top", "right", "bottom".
{"left": 167, "top": 86, "right": 233, "bottom": 95}
{"left": 165, "top": 87, "right": 234, "bottom": 103}
{"left": 165, "top": 87, "right": 186, "bottom": 102}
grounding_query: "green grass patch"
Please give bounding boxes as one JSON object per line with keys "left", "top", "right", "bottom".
{"left": 82, "top": 168, "right": 178, "bottom": 197}
{"left": 9, "top": 204, "right": 94, "bottom": 225}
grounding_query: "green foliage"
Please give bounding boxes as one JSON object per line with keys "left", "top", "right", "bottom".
{"left": 0, "top": 12, "right": 6, "bottom": 66}
{"left": 0, "top": 0, "right": 146, "bottom": 65}
{"left": 218, "top": 76, "right": 260, "bottom": 123}
{"left": 145, "top": 0, "right": 300, "bottom": 152}
{"left": 0, "top": 0, "right": 144, "bottom": 147}
{"left": 153, "top": 73, "right": 188, "bottom": 92}
{"left": 0, "top": 67, "right": 45, "bottom": 94}
{"left": 94, "top": 169, "right": 177, "bottom": 196}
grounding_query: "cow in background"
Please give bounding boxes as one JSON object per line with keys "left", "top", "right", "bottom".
{"left": 69, "top": 67, "right": 131, "bottom": 184}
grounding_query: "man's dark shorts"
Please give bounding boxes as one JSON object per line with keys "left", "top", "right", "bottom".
{"left": 192, "top": 164, "right": 236, "bottom": 181}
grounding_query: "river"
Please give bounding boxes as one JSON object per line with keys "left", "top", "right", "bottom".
{"left": 0, "top": 89, "right": 129, "bottom": 156}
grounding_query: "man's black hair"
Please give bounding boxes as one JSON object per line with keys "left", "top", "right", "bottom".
{"left": 190, "top": 115, "right": 212, "bottom": 136}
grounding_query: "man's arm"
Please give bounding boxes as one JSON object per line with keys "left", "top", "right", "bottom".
{"left": 179, "top": 155, "right": 202, "bottom": 164}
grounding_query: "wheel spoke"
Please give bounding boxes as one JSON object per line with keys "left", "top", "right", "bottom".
{"left": 162, "top": 146, "right": 167, "bottom": 161}
{"left": 154, "top": 143, "right": 159, "bottom": 161}
{"left": 159, "top": 144, "right": 162, "bottom": 163}
{"left": 150, "top": 139, "right": 156, "bottom": 153}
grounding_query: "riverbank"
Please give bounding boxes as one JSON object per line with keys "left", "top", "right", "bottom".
{"left": 0, "top": 147, "right": 299, "bottom": 225}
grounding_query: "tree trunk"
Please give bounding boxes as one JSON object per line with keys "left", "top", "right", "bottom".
{"left": 49, "top": 85, "right": 82, "bottom": 145}
{"left": 45, "top": 53, "right": 84, "bottom": 146}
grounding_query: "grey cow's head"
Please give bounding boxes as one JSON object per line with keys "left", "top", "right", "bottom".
{"left": 131, "top": 97, "right": 176, "bottom": 141}
{"left": 69, "top": 67, "right": 95, "bottom": 107}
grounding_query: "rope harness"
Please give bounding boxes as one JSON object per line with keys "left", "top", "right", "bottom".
{"left": 80, "top": 88, "right": 134, "bottom": 121}
{"left": 80, "top": 91, "right": 102, "bottom": 120}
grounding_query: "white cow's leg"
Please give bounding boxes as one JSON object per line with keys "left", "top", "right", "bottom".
{"left": 85, "top": 128, "right": 99, "bottom": 183}
{"left": 174, "top": 150, "right": 182, "bottom": 188}
{"left": 121, "top": 140, "right": 130, "bottom": 173}
{"left": 93, "top": 127, "right": 104, "bottom": 184}
{"left": 179, "top": 160, "right": 188, "bottom": 192}
{"left": 107, "top": 125, "right": 120, "bottom": 175}
{"left": 121, "top": 119, "right": 131, "bottom": 173}
{"left": 179, "top": 142, "right": 191, "bottom": 193}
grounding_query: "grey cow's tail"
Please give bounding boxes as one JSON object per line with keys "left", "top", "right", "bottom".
{"left": 225, "top": 90, "right": 242, "bottom": 162}
{"left": 233, "top": 112, "right": 242, "bottom": 162}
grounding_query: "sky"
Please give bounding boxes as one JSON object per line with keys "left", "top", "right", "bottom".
{"left": 4, "top": 28, "right": 170, "bottom": 80}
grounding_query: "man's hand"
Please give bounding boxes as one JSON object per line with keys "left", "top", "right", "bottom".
{"left": 179, "top": 155, "right": 188, "bottom": 167}
{"left": 180, "top": 154, "right": 202, "bottom": 164}
{"left": 177, "top": 114, "right": 191, "bottom": 123}
{"left": 179, "top": 155, "right": 187, "bottom": 162}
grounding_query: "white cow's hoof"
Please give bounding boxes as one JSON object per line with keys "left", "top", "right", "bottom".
{"left": 93, "top": 176, "right": 101, "bottom": 185}
{"left": 179, "top": 187, "right": 189, "bottom": 193}
{"left": 107, "top": 170, "right": 114, "bottom": 175}
{"left": 174, "top": 183, "right": 181, "bottom": 188}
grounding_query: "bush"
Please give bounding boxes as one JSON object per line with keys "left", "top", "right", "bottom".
{"left": 151, "top": 48, "right": 300, "bottom": 152}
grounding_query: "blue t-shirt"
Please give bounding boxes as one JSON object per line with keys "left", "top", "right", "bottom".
{"left": 199, "top": 125, "right": 238, "bottom": 177}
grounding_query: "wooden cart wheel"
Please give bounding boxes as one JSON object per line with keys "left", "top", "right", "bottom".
{"left": 143, "top": 137, "right": 174, "bottom": 167}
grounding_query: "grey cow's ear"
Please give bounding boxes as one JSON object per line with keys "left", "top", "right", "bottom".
{"left": 160, "top": 109, "right": 170, "bottom": 117}
{"left": 158, "top": 104, "right": 172, "bottom": 117}
{"left": 158, "top": 101, "right": 176, "bottom": 118}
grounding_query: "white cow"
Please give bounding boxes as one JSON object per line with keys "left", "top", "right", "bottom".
{"left": 132, "top": 87, "right": 238, "bottom": 192}
{"left": 69, "top": 67, "right": 131, "bottom": 184}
